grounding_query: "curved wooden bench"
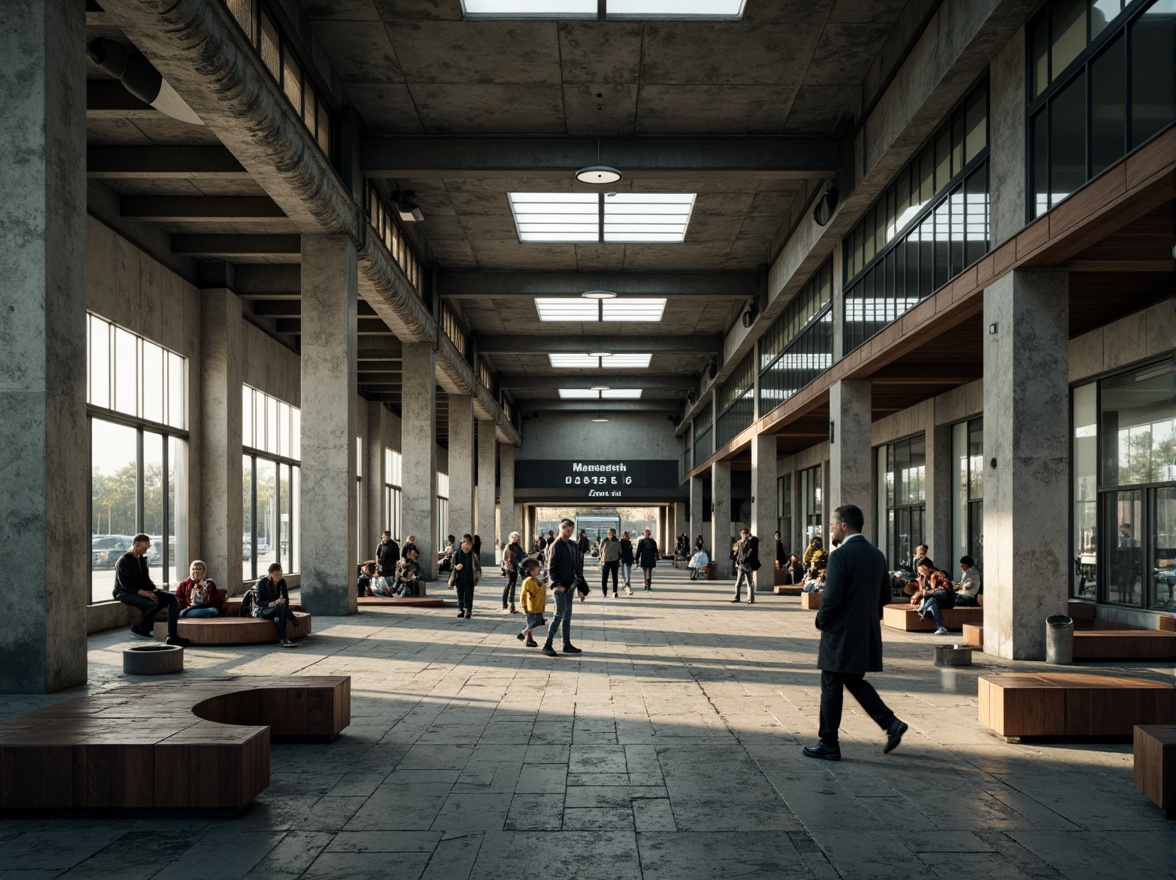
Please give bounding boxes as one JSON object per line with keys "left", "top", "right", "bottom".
{"left": 0, "top": 676, "right": 349, "bottom": 815}
{"left": 153, "top": 612, "right": 311, "bottom": 645}
{"left": 358, "top": 596, "right": 448, "bottom": 607}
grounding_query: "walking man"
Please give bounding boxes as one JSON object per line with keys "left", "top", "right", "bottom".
{"left": 599, "top": 528, "right": 621, "bottom": 597}
{"left": 804, "top": 504, "right": 907, "bottom": 761}
{"left": 543, "top": 518, "right": 585, "bottom": 656}
{"left": 635, "top": 528, "right": 658, "bottom": 590}
{"left": 730, "top": 528, "right": 760, "bottom": 604}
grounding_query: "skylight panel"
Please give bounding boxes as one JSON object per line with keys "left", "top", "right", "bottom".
{"left": 601, "top": 298, "right": 667, "bottom": 322}
{"left": 559, "top": 388, "right": 601, "bottom": 398}
{"left": 557, "top": 388, "right": 645, "bottom": 399}
{"left": 462, "top": 0, "right": 744, "bottom": 17}
{"left": 601, "top": 389, "right": 642, "bottom": 399}
{"left": 550, "top": 354, "right": 604, "bottom": 368}
{"left": 603, "top": 193, "right": 694, "bottom": 243}
{"left": 535, "top": 298, "right": 601, "bottom": 322}
{"left": 600, "top": 354, "right": 652, "bottom": 368}
{"left": 509, "top": 193, "right": 599, "bottom": 243}
{"left": 463, "top": 0, "right": 595, "bottom": 16}
{"left": 608, "top": 0, "right": 745, "bottom": 16}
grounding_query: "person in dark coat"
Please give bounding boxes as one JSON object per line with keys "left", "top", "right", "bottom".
{"left": 730, "top": 529, "right": 761, "bottom": 603}
{"left": 804, "top": 504, "right": 907, "bottom": 761}
{"left": 635, "top": 528, "right": 659, "bottom": 590}
{"left": 376, "top": 531, "right": 400, "bottom": 578}
{"left": 453, "top": 534, "right": 478, "bottom": 619}
{"left": 774, "top": 531, "right": 787, "bottom": 569}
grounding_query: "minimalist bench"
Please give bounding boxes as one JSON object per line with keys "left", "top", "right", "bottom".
{"left": 882, "top": 603, "right": 983, "bottom": 632}
{"left": 1134, "top": 725, "right": 1176, "bottom": 819}
{"left": 978, "top": 673, "right": 1174, "bottom": 739}
{"left": 774, "top": 585, "right": 802, "bottom": 595}
{"left": 0, "top": 675, "right": 349, "bottom": 815}
{"left": 800, "top": 591, "right": 822, "bottom": 610}
{"left": 358, "top": 596, "right": 447, "bottom": 607}
{"left": 1073, "top": 619, "right": 1176, "bottom": 660}
{"left": 961, "top": 623, "right": 983, "bottom": 648}
{"left": 154, "top": 612, "right": 311, "bottom": 645}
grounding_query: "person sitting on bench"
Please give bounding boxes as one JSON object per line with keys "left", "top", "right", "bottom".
{"left": 396, "top": 548, "right": 422, "bottom": 597}
{"left": 357, "top": 562, "right": 378, "bottom": 597}
{"left": 256, "top": 563, "right": 300, "bottom": 648}
{"left": 688, "top": 548, "right": 709, "bottom": 580}
{"left": 913, "top": 557, "right": 955, "bottom": 634}
{"left": 952, "top": 555, "right": 981, "bottom": 606}
{"left": 176, "top": 560, "right": 224, "bottom": 617}
{"left": 803, "top": 559, "right": 827, "bottom": 593}
{"left": 784, "top": 553, "right": 805, "bottom": 585}
{"left": 114, "top": 533, "right": 189, "bottom": 646}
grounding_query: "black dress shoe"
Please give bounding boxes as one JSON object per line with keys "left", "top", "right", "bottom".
{"left": 729, "top": 598, "right": 741, "bottom": 603}
{"left": 883, "top": 718, "right": 908, "bottom": 754}
{"left": 562, "top": 644, "right": 582, "bottom": 654}
{"left": 802, "top": 742, "right": 842, "bottom": 761}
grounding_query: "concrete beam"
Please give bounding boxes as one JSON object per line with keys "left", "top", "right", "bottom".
{"left": 515, "top": 400, "right": 683, "bottom": 413}
{"left": 121, "top": 196, "right": 286, "bottom": 221}
{"left": 499, "top": 374, "right": 693, "bottom": 391}
{"left": 479, "top": 335, "right": 716, "bottom": 355}
{"left": 361, "top": 136, "right": 841, "bottom": 180}
{"left": 171, "top": 234, "right": 300, "bottom": 258}
{"left": 87, "top": 145, "right": 247, "bottom": 178}
{"left": 440, "top": 271, "right": 757, "bottom": 299}
{"left": 86, "top": 79, "right": 155, "bottom": 117}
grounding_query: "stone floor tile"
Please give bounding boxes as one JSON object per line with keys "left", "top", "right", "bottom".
{"left": 514, "top": 763, "right": 567, "bottom": 794}
{"left": 636, "top": 831, "right": 807, "bottom": 879}
{"left": 326, "top": 831, "right": 443, "bottom": 852}
{"left": 503, "top": 793, "right": 565, "bottom": 831}
{"left": 469, "top": 831, "right": 642, "bottom": 880}
{"left": 419, "top": 832, "right": 484, "bottom": 880}
{"left": 1009, "top": 831, "right": 1173, "bottom": 880}
{"left": 563, "top": 806, "right": 636, "bottom": 829}
{"left": 631, "top": 798, "right": 677, "bottom": 832}
{"left": 430, "top": 791, "right": 512, "bottom": 833}
{"left": 0, "top": 829, "right": 130, "bottom": 873}
{"left": 306, "top": 851, "right": 431, "bottom": 880}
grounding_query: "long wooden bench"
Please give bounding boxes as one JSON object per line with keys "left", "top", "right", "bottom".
{"left": 1073, "top": 619, "right": 1176, "bottom": 660}
{"left": 0, "top": 676, "right": 349, "bottom": 815}
{"left": 882, "top": 602, "right": 983, "bottom": 632}
{"left": 774, "top": 585, "right": 802, "bottom": 595}
{"left": 978, "top": 673, "right": 1174, "bottom": 738}
{"left": 1134, "top": 725, "right": 1176, "bottom": 819}
{"left": 358, "top": 596, "right": 448, "bottom": 607}
{"left": 153, "top": 612, "right": 311, "bottom": 645}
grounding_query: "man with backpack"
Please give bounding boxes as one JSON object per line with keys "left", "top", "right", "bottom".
{"left": 542, "top": 518, "right": 587, "bottom": 656}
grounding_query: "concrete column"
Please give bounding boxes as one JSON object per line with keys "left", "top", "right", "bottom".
{"left": 402, "top": 343, "right": 437, "bottom": 581}
{"left": 983, "top": 270, "right": 1069, "bottom": 660}
{"left": 831, "top": 241, "right": 846, "bottom": 362}
{"left": 829, "top": 380, "right": 874, "bottom": 543}
{"left": 711, "top": 461, "right": 732, "bottom": 577}
{"left": 299, "top": 234, "right": 358, "bottom": 616}
{"left": 499, "top": 443, "right": 517, "bottom": 541}
{"left": 689, "top": 474, "right": 705, "bottom": 550}
{"left": 200, "top": 289, "right": 244, "bottom": 594}
{"left": 674, "top": 502, "right": 687, "bottom": 551}
{"left": 365, "top": 400, "right": 387, "bottom": 555}
{"left": 448, "top": 395, "right": 474, "bottom": 540}
{"left": 0, "top": 0, "right": 87, "bottom": 692}
{"left": 477, "top": 419, "right": 497, "bottom": 554}
{"left": 751, "top": 434, "right": 777, "bottom": 592}
{"left": 926, "top": 420, "right": 953, "bottom": 563}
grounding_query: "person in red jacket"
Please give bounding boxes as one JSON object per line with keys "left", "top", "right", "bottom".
{"left": 175, "top": 560, "right": 225, "bottom": 618}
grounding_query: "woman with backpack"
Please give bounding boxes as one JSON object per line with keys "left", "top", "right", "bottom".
{"left": 501, "top": 531, "right": 526, "bottom": 614}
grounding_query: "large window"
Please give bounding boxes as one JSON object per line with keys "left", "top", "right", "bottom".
{"left": 844, "top": 80, "right": 990, "bottom": 352}
{"left": 87, "top": 314, "right": 188, "bottom": 603}
{"left": 777, "top": 473, "right": 793, "bottom": 552}
{"left": 715, "top": 350, "right": 755, "bottom": 449}
{"left": 692, "top": 402, "right": 713, "bottom": 468}
{"left": 1072, "top": 384, "right": 1099, "bottom": 598}
{"left": 437, "top": 472, "right": 450, "bottom": 544}
{"left": 951, "top": 419, "right": 984, "bottom": 576}
{"left": 242, "top": 386, "right": 300, "bottom": 582}
{"left": 879, "top": 435, "right": 926, "bottom": 569}
{"left": 356, "top": 435, "right": 363, "bottom": 565}
{"left": 800, "top": 465, "right": 823, "bottom": 542}
{"left": 1029, "top": 0, "right": 1175, "bottom": 218}
{"left": 758, "top": 260, "right": 834, "bottom": 416}
{"left": 385, "top": 449, "right": 403, "bottom": 540}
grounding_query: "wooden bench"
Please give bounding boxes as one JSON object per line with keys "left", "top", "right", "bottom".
{"left": 1134, "top": 725, "right": 1176, "bottom": 819}
{"left": 1073, "top": 619, "right": 1176, "bottom": 660}
{"left": 978, "top": 673, "right": 1174, "bottom": 739}
{"left": 961, "top": 623, "right": 983, "bottom": 648}
{"left": 882, "top": 603, "right": 983, "bottom": 632}
{"left": 774, "top": 585, "right": 802, "bottom": 595}
{"left": 800, "top": 591, "right": 822, "bottom": 609}
{"left": 0, "top": 675, "right": 349, "bottom": 815}
{"left": 154, "top": 612, "right": 311, "bottom": 646}
{"left": 358, "top": 596, "right": 448, "bottom": 607}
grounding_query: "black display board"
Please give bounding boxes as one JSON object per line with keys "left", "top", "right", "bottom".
{"left": 514, "top": 459, "right": 686, "bottom": 500}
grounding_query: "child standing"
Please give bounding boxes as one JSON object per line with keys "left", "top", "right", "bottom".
{"left": 516, "top": 557, "right": 546, "bottom": 648}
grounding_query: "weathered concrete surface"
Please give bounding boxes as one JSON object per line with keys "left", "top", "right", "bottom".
{"left": 711, "top": 461, "right": 732, "bottom": 578}
{"left": 401, "top": 343, "right": 438, "bottom": 582}
{"left": 829, "top": 380, "right": 874, "bottom": 544}
{"left": 448, "top": 395, "right": 475, "bottom": 541}
{"left": 750, "top": 434, "right": 777, "bottom": 591}
{"left": 477, "top": 419, "right": 497, "bottom": 550}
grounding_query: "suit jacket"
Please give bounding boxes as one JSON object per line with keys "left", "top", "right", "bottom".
{"left": 815, "top": 534, "right": 889, "bottom": 674}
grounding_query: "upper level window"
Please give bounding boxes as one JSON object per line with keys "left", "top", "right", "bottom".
{"left": 463, "top": 0, "right": 744, "bottom": 19}
{"left": 88, "top": 314, "right": 186, "bottom": 430}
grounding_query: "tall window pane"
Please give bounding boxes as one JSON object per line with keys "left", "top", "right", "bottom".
{"left": 1032, "top": 111, "right": 1050, "bottom": 216}
{"left": 243, "top": 454, "right": 254, "bottom": 582}
{"left": 91, "top": 419, "right": 138, "bottom": 603}
{"left": 168, "top": 436, "right": 187, "bottom": 587}
{"left": 114, "top": 328, "right": 137, "bottom": 416}
{"left": 292, "top": 465, "right": 301, "bottom": 574}
{"left": 142, "top": 342, "right": 164, "bottom": 425}
{"left": 280, "top": 463, "right": 292, "bottom": 572}
{"left": 1051, "top": 0, "right": 1088, "bottom": 79}
{"left": 1129, "top": 0, "right": 1176, "bottom": 148}
{"left": 1049, "top": 70, "right": 1087, "bottom": 203}
{"left": 168, "top": 352, "right": 185, "bottom": 429}
{"left": 143, "top": 431, "right": 165, "bottom": 578}
{"left": 1105, "top": 489, "right": 1144, "bottom": 605}
{"left": 258, "top": 459, "right": 278, "bottom": 573}
{"left": 1073, "top": 382, "right": 1098, "bottom": 598}
{"left": 1152, "top": 486, "right": 1176, "bottom": 609}
{"left": 89, "top": 316, "right": 109, "bottom": 409}
{"left": 1090, "top": 35, "right": 1126, "bottom": 176}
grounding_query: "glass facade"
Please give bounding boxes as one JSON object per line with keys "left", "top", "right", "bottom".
{"left": 757, "top": 260, "right": 835, "bottom": 417}
{"left": 386, "top": 449, "right": 403, "bottom": 541}
{"left": 951, "top": 419, "right": 984, "bottom": 576}
{"left": 1029, "top": 0, "right": 1176, "bottom": 217}
{"left": 715, "top": 350, "right": 755, "bottom": 449}
{"left": 1070, "top": 358, "right": 1175, "bottom": 607}
{"left": 87, "top": 315, "right": 188, "bottom": 603}
{"left": 693, "top": 402, "right": 713, "bottom": 468}
{"left": 242, "top": 386, "right": 300, "bottom": 581}
{"left": 878, "top": 435, "right": 926, "bottom": 569}
{"left": 437, "top": 472, "right": 450, "bottom": 544}
{"left": 800, "top": 465, "right": 823, "bottom": 542}
{"left": 777, "top": 473, "right": 793, "bottom": 553}
{"left": 843, "top": 81, "right": 990, "bottom": 352}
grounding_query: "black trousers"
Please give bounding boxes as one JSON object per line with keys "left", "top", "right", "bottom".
{"left": 502, "top": 571, "right": 518, "bottom": 608}
{"left": 818, "top": 670, "right": 896, "bottom": 746}
{"left": 260, "top": 603, "right": 291, "bottom": 640}
{"left": 601, "top": 560, "right": 619, "bottom": 594}
{"left": 118, "top": 590, "right": 178, "bottom": 637}
{"left": 456, "top": 581, "right": 475, "bottom": 614}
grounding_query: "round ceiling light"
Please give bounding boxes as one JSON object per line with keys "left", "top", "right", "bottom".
{"left": 581, "top": 289, "right": 617, "bottom": 299}
{"left": 575, "top": 165, "right": 622, "bottom": 185}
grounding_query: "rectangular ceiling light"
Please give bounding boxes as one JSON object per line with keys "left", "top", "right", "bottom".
{"left": 608, "top": 0, "right": 745, "bottom": 16}
{"left": 558, "top": 388, "right": 601, "bottom": 398}
{"left": 603, "top": 193, "right": 695, "bottom": 243}
{"left": 601, "top": 389, "right": 643, "bottom": 398}
{"left": 601, "top": 298, "right": 667, "bottom": 322}
{"left": 509, "top": 193, "right": 599, "bottom": 242}
{"left": 548, "top": 353, "right": 652, "bottom": 369}
{"left": 535, "top": 298, "right": 601, "bottom": 322}
{"left": 462, "top": 0, "right": 743, "bottom": 17}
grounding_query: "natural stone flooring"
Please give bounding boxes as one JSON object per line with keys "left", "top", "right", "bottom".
{"left": 1, "top": 566, "right": 1173, "bottom": 879}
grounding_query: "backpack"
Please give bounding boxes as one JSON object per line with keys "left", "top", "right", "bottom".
{"left": 238, "top": 589, "right": 257, "bottom": 618}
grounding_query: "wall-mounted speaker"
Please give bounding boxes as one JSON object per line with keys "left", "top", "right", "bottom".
{"left": 813, "top": 187, "right": 839, "bottom": 226}
{"left": 707, "top": 360, "right": 718, "bottom": 381}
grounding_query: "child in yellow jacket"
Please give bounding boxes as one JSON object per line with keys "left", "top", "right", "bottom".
{"left": 516, "top": 557, "right": 545, "bottom": 648}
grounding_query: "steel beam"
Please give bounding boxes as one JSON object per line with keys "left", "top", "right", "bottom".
{"left": 361, "top": 136, "right": 841, "bottom": 180}
{"left": 515, "top": 400, "right": 683, "bottom": 413}
{"left": 439, "top": 271, "right": 756, "bottom": 298}
{"left": 88, "top": 145, "right": 248, "bottom": 178}
{"left": 498, "top": 374, "right": 692, "bottom": 391}
{"left": 478, "top": 334, "right": 716, "bottom": 355}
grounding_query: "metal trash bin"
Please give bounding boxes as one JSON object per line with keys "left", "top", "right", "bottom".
{"left": 1046, "top": 614, "right": 1074, "bottom": 664}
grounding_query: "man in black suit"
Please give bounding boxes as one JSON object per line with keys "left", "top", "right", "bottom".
{"left": 804, "top": 504, "right": 907, "bottom": 761}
